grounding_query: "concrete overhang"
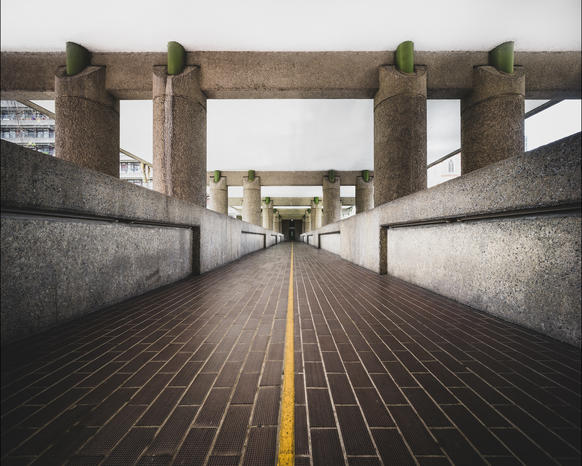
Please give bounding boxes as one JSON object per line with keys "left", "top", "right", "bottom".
{"left": 228, "top": 197, "right": 355, "bottom": 207}
{"left": 210, "top": 171, "right": 372, "bottom": 186}
{"left": 1, "top": 51, "right": 580, "bottom": 100}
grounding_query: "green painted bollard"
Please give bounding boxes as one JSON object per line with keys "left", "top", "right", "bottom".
{"left": 328, "top": 169, "right": 336, "bottom": 183}
{"left": 307, "top": 208, "right": 311, "bottom": 214}
{"left": 313, "top": 196, "right": 320, "bottom": 205}
{"left": 489, "top": 41, "right": 514, "bottom": 74}
{"left": 362, "top": 169, "right": 370, "bottom": 182}
{"left": 66, "top": 42, "right": 91, "bottom": 76}
{"left": 248, "top": 170, "right": 255, "bottom": 182}
{"left": 213, "top": 170, "right": 221, "bottom": 182}
{"left": 264, "top": 196, "right": 271, "bottom": 204}
{"left": 167, "top": 41, "right": 186, "bottom": 75}
{"left": 395, "top": 41, "right": 414, "bottom": 74}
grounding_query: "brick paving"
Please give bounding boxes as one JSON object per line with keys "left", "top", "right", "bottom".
{"left": 1, "top": 242, "right": 580, "bottom": 465}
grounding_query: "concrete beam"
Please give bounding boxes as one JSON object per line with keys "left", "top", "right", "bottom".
{"left": 2, "top": 51, "right": 580, "bottom": 100}
{"left": 211, "top": 171, "right": 371, "bottom": 186}
{"left": 228, "top": 197, "right": 355, "bottom": 207}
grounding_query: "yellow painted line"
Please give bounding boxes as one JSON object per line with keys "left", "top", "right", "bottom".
{"left": 277, "top": 242, "right": 294, "bottom": 466}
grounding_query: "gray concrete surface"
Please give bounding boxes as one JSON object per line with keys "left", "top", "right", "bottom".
{"left": 153, "top": 66, "right": 207, "bottom": 206}
{"left": 262, "top": 199, "right": 273, "bottom": 230}
{"left": 301, "top": 133, "right": 581, "bottom": 346}
{"left": 242, "top": 176, "right": 261, "bottom": 226}
{"left": 208, "top": 175, "right": 228, "bottom": 214}
{"left": 304, "top": 210, "right": 311, "bottom": 232}
{"left": 323, "top": 176, "right": 341, "bottom": 225}
{"left": 462, "top": 66, "right": 525, "bottom": 174}
{"left": 55, "top": 66, "right": 119, "bottom": 177}
{"left": 355, "top": 176, "right": 374, "bottom": 213}
{"left": 310, "top": 200, "right": 322, "bottom": 230}
{"left": 374, "top": 66, "right": 427, "bottom": 206}
{"left": 319, "top": 232, "right": 341, "bottom": 256}
{"left": 2, "top": 51, "right": 580, "bottom": 99}
{"left": 1, "top": 141, "right": 283, "bottom": 345}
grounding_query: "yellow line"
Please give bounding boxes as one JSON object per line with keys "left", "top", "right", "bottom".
{"left": 277, "top": 242, "right": 295, "bottom": 466}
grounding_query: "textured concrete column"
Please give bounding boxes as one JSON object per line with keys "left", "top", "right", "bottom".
{"left": 461, "top": 66, "right": 525, "bottom": 174}
{"left": 323, "top": 176, "right": 341, "bottom": 225}
{"left": 242, "top": 176, "right": 261, "bottom": 225}
{"left": 311, "top": 200, "right": 322, "bottom": 230}
{"left": 153, "top": 66, "right": 207, "bottom": 206}
{"left": 273, "top": 211, "right": 281, "bottom": 233}
{"left": 356, "top": 176, "right": 374, "bottom": 213}
{"left": 304, "top": 211, "right": 312, "bottom": 232}
{"left": 207, "top": 176, "right": 228, "bottom": 215}
{"left": 262, "top": 199, "right": 274, "bottom": 230}
{"left": 374, "top": 66, "right": 427, "bottom": 206}
{"left": 55, "top": 66, "right": 119, "bottom": 177}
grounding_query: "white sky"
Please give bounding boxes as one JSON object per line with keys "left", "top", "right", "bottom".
{"left": 2, "top": 0, "right": 580, "bottom": 51}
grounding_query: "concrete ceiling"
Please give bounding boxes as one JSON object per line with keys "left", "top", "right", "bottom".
{"left": 1, "top": 0, "right": 580, "bottom": 52}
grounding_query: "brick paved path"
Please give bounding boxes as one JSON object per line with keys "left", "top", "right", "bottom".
{"left": 1, "top": 243, "right": 580, "bottom": 465}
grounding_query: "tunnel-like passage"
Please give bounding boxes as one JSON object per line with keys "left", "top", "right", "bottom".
{"left": 1, "top": 243, "right": 580, "bottom": 465}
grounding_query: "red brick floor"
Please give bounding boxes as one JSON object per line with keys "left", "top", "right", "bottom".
{"left": 1, "top": 243, "right": 580, "bottom": 465}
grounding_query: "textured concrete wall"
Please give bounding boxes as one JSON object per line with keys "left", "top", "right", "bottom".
{"left": 301, "top": 133, "right": 581, "bottom": 346}
{"left": 319, "top": 233, "right": 341, "bottom": 256}
{"left": 388, "top": 216, "right": 581, "bottom": 345}
{"left": 1, "top": 141, "right": 283, "bottom": 345}
{"left": 1, "top": 215, "right": 192, "bottom": 344}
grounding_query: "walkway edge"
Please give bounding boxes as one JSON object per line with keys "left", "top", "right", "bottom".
{"left": 277, "top": 242, "right": 295, "bottom": 466}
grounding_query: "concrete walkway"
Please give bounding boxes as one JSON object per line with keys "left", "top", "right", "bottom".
{"left": 1, "top": 243, "right": 580, "bottom": 465}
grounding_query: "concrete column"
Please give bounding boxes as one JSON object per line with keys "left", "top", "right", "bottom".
{"left": 304, "top": 210, "right": 312, "bottom": 232}
{"left": 207, "top": 176, "right": 228, "bottom": 214}
{"left": 262, "top": 199, "right": 274, "bottom": 230}
{"left": 323, "top": 176, "right": 341, "bottom": 225}
{"left": 242, "top": 176, "right": 261, "bottom": 225}
{"left": 273, "top": 211, "right": 281, "bottom": 233}
{"left": 153, "top": 66, "right": 207, "bottom": 206}
{"left": 461, "top": 66, "right": 525, "bottom": 174}
{"left": 374, "top": 66, "right": 427, "bottom": 206}
{"left": 355, "top": 176, "right": 374, "bottom": 213}
{"left": 311, "top": 200, "right": 322, "bottom": 230}
{"left": 55, "top": 66, "right": 119, "bottom": 177}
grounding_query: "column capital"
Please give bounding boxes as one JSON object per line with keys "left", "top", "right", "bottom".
{"left": 322, "top": 176, "right": 341, "bottom": 189}
{"left": 375, "top": 65, "right": 427, "bottom": 107}
{"left": 208, "top": 175, "right": 227, "bottom": 189}
{"left": 242, "top": 176, "right": 261, "bottom": 189}
{"left": 56, "top": 66, "right": 118, "bottom": 110}
{"left": 153, "top": 65, "right": 206, "bottom": 108}
{"left": 462, "top": 66, "right": 525, "bottom": 112}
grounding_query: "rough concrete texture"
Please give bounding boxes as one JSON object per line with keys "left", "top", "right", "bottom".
{"left": 387, "top": 215, "right": 581, "bottom": 346}
{"left": 462, "top": 66, "right": 525, "bottom": 174}
{"left": 374, "top": 66, "right": 427, "bottom": 206}
{"left": 355, "top": 176, "right": 374, "bottom": 213}
{"left": 273, "top": 212, "right": 281, "bottom": 233}
{"left": 208, "top": 175, "right": 228, "bottom": 214}
{"left": 300, "top": 133, "right": 581, "bottom": 345}
{"left": 1, "top": 141, "right": 283, "bottom": 344}
{"left": 1, "top": 215, "right": 192, "bottom": 345}
{"left": 304, "top": 211, "right": 312, "bottom": 232}
{"left": 55, "top": 66, "right": 119, "bottom": 177}
{"left": 241, "top": 232, "right": 266, "bottom": 256}
{"left": 3, "top": 51, "right": 580, "bottom": 100}
{"left": 153, "top": 66, "right": 207, "bottom": 206}
{"left": 319, "top": 233, "right": 341, "bottom": 256}
{"left": 322, "top": 176, "right": 341, "bottom": 225}
{"left": 262, "top": 200, "right": 274, "bottom": 230}
{"left": 310, "top": 200, "right": 322, "bottom": 230}
{"left": 242, "top": 176, "right": 261, "bottom": 226}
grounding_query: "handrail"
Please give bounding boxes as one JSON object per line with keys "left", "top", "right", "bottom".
{"left": 427, "top": 99, "right": 565, "bottom": 170}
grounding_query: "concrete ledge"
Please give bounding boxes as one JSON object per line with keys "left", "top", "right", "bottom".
{"left": 301, "top": 133, "right": 581, "bottom": 346}
{"left": 1, "top": 141, "right": 283, "bottom": 345}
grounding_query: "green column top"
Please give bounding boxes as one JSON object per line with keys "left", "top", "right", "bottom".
{"left": 328, "top": 169, "right": 336, "bottom": 183}
{"left": 489, "top": 41, "right": 514, "bottom": 74}
{"left": 395, "top": 41, "right": 414, "bottom": 74}
{"left": 66, "top": 42, "right": 91, "bottom": 76}
{"left": 213, "top": 170, "right": 221, "bottom": 183}
{"left": 167, "top": 41, "right": 186, "bottom": 75}
{"left": 362, "top": 169, "right": 370, "bottom": 182}
{"left": 248, "top": 169, "right": 256, "bottom": 181}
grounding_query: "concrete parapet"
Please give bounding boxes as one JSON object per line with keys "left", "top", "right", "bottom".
{"left": 153, "top": 66, "right": 207, "bottom": 206}
{"left": 374, "top": 66, "right": 427, "bottom": 206}
{"left": 208, "top": 175, "right": 228, "bottom": 214}
{"left": 462, "top": 66, "right": 525, "bottom": 174}
{"left": 301, "top": 133, "right": 581, "bottom": 346}
{"left": 55, "top": 66, "right": 119, "bottom": 177}
{"left": 0, "top": 141, "right": 283, "bottom": 345}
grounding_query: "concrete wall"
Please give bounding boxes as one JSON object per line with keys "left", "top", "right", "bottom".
{"left": 1, "top": 141, "right": 283, "bottom": 345}
{"left": 319, "top": 232, "right": 341, "bottom": 256}
{"left": 302, "top": 133, "right": 581, "bottom": 346}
